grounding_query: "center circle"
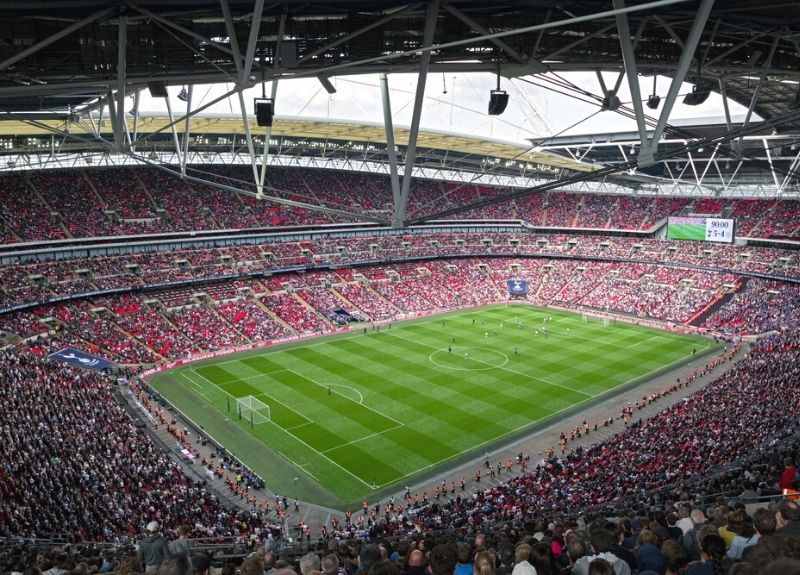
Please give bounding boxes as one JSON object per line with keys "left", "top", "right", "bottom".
{"left": 429, "top": 347, "right": 509, "bottom": 371}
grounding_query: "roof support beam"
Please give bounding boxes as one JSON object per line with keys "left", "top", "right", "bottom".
{"left": 741, "top": 35, "right": 780, "bottom": 131}
{"left": 396, "top": 0, "right": 440, "bottom": 228}
{"left": 637, "top": 0, "right": 714, "bottom": 168}
{"left": 295, "top": 3, "right": 423, "bottom": 68}
{"left": 442, "top": 3, "right": 546, "bottom": 72}
{"left": 700, "top": 143, "right": 720, "bottom": 183}
{"left": 409, "top": 107, "right": 800, "bottom": 224}
{"left": 163, "top": 90, "right": 183, "bottom": 159}
{"left": 289, "top": 0, "right": 691, "bottom": 80}
{"left": 718, "top": 78, "right": 733, "bottom": 133}
{"left": 613, "top": 0, "right": 649, "bottom": 145}
{"left": 180, "top": 85, "right": 193, "bottom": 176}
{"left": 0, "top": 6, "right": 114, "bottom": 72}
{"left": 763, "top": 139, "right": 781, "bottom": 191}
{"left": 135, "top": 155, "right": 388, "bottom": 225}
{"left": 241, "top": 0, "right": 266, "bottom": 83}
{"left": 220, "top": 0, "right": 245, "bottom": 81}
{"left": 131, "top": 90, "right": 140, "bottom": 153}
{"left": 129, "top": 4, "right": 238, "bottom": 60}
{"left": 780, "top": 147, "right": 800, "bottom": 193}
{"left": 133, "top": 85, "right": 244, "bottom": 146}
{"left": 380, "top": 73, "right": 402, "bottom": 214}
{"left": 114, "top": 12, "right": 128, "bottom": 154}
{"left": 541, "top": 24, "right": 615, "bottom": 63}
{"left": 237, "top": 90, "right": 261, "bottom": 195}
{"left": 653, "top": 15, "right": 685, "bottom": 50}
{"left": 224, "top": 0, "right": 266, "bottom": 193}
{"left": 106, "top": 90, "right": 120, "bottom": 151}
{"left": 257, "top": 9, "right": 286, "bottom": 199}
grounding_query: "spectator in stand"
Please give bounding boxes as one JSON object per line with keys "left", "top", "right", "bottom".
{"left": 780, "top": 458, "right": 797, "bottom": 491}
{"left": 157, "top": 555, "right": 192, "bottom": 575}
{"left": 683, "top": 534, "right": 725, "bottom": 575}
{"left": 167, "top": 526, "right": 194, "bottom": 558}
{"left": 727, "top": 514, "right": 759, "bottom": 560}
{"left": 428, "top": 545, "right": 456, "bottom": 575}
{"left": 660, "top": 540, "right": 687, "bottom": 575}
{"left": 300, "top": 555, "right": 321, "bottom": 575}
{"left": 454, "top": 545, "right": 473, "bottom": 575}
{"left": 403, "top": 551, "right": 425, "bottom": 575}
{"left": 776, "top": 499, "right": 800, "bottom": 535}
{"left": 633, "top": 530, "right": 665, "bottom": 575}
{"left": 139, "top": 522, "right": 170, "bottom": 573}
{"left": 473, "top": 552, "right": 495, "bottom": 575}
{"left": 571, "top": 530, "right": 631, "bottom": 575}
{"left": 741, "top": 508, "right": 776, "bottom": 561}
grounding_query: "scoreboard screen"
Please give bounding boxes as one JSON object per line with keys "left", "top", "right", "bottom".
{"left": 667, "top": 216, "right": 735, "bottom": 244}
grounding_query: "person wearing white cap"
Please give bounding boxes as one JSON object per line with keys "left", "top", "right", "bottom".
{"left": 138, "top": 521, "right": 170, "bottom": 573}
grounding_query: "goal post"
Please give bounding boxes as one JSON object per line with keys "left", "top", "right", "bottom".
{"left": 235, "top": 395, "right": 271, "bottom": 425}
{"left": 582, "top": 312, "right": 611, "bottom": 326}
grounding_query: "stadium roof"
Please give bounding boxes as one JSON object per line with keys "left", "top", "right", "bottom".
{"left": 1, "top": 0, "right": 800, "bottom": 223}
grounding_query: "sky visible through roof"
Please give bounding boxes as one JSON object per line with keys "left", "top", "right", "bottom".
{"left": 138, "top": 72, "right": 754, "bottom": 147}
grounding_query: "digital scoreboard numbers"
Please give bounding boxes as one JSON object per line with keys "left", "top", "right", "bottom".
{"left": 667, "top": 216, "right": 735, "bottom": 244}
{"left": 704, "top": 218, "right": 735, "bottom": 243}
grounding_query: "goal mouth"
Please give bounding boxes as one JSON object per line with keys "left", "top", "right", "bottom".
{"left": 582, "top": 312, "right": 611, "bottom": 326}
{"left": 235, "top": 394, "right": 271, "bottom": 425}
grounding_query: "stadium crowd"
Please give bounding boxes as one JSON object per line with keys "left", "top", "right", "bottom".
{"left": 0, "top": 346, "right": 281, "bottom": 541}
{"left": 1, "top": 166, "right": 800, "bottom": 575}
{"left": 3, "top": 252, "right": 798, "bottom": 365}
{"left": 2, "top": 167, "right": 800, "bottom": 242}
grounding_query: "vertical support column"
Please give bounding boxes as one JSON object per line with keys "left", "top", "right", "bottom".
{"left": 257, "top": 9, "right": 287, "bottom": 199}
{"left": 396, "top": 0, "right": 440, "bottom": 228}
{"left": 181, "top": 85, "right": 193, "bottom": 175}
{"left": 164, "top": 91, "right": 182, "bottom": 159}
{"left": 115, "top": 11, "right": 127, "bottom": 153}
{"left": 380, "top": 73, "right": 402, "bottom": 211}
{"left": 638, "top": 0, "right": 714, "bottom": 167}
{"left": 223, "top": 0, "right": 265, "bottom": 195}
{"left": 613, "top": 0, "right": 648, "bottom": 144}
{"left": 131, "top": 90, "right": 140, "bottom": 153}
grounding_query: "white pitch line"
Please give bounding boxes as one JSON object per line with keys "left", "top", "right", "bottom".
{"left": 187, "top": 366, "right": 376, "bottom": 489}
{"left": 321, "top": 423, "right": 405, "bottom": 454}
{"left": 383, "top": 330, "right": 595, "bottom": 399}
{"left": 628, "top": 335, "right": 660, "bottom": 348}
{"left": 283, "top": 368, "right": 405, "bottom": 427}
{"left": 285, "top": 421, "right": 314, "bottom": 432}
{"left": 188, "top": 366, "right": 392, "bottom": 489}
{"left": 367, "top": 340, "right": 716, "bottom": 490}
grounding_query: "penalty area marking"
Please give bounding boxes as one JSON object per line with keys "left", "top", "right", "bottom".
{"left": 429, "top": 347, "right": 509, "bottom": 371}
{"left": 328, "top": 384, "right": 364, "bottom": 404}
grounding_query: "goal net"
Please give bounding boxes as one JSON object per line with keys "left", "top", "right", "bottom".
{"left": 235, "top": 395, "right": 271, "bottom": 425}
{"left": 582, "top": 312, "right": 610, "bottom": 326}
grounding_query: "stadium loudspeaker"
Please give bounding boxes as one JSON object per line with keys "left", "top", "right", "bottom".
{"left": 488, "top": 90, "right": 509, "bottom": 115}
{"left": 683, "top": 84, "right": 711, "bottom": 106}
{"left": 147, "top": 82, "right": 168, "bottom": 98}
{"left": 254, "top": 99, "right": 274, "bottom": 127}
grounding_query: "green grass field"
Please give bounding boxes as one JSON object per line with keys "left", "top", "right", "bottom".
{"left": 149, "top": 304, "right": 716, "bottom": 508}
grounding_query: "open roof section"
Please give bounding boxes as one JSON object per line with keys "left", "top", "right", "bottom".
{"left": 0, "top": 0, "right": 799, "bottom": 220}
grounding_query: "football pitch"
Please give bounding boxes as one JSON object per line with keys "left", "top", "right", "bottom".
{"left": 149, "top": 304, "right": 716, "bottom": 508}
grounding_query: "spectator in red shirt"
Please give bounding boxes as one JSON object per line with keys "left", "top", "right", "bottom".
{"left": 780, "top": 458, "right": 797, "bottom": 491}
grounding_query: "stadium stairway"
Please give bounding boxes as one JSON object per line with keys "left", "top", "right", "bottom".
{"left": 687, "top": 278, "right": 747, "bottom": 327}
{"left": 291, "top": 292, "right": 336, "bottom": 329}
{"left": 25, "top": 173, "right": 73, "bottom": 238}
{"left": 210, "top": 304, "right": 252, "bottom": 342}
{"left": 254, "top": 296, "right": 296, "bottom": 333}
